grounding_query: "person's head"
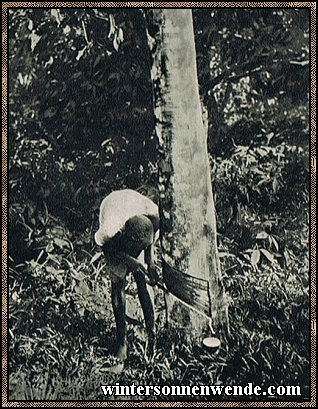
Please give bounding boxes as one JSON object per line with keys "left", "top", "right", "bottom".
{"left": 122, "top": 215, "right": 154, "bottom": 257}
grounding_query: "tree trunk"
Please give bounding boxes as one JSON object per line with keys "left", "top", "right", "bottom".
{"left": 146, "top": 9, "right": 228, "bottom": 338}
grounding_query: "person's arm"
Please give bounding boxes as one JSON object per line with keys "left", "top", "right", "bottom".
{"left": 119, "top": 252, "right": 148, "bottom": 276}
{"left": 144, "top": 244, "right": 159, "bottom": 285}
{"left": 144, "top": 242, "right": 154, "bottom": 266}
{"left": 120, "top": 251, "right": 158, "bottom": 285}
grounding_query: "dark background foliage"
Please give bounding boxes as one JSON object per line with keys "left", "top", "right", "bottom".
{"left": 8, "top": 8, "right": 310, "bottom": 401}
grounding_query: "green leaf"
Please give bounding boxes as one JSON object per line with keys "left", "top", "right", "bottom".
{"left": 53, "top": 238, "right": 70, "bottom": 249}
{"left": 45, "top": 265, "right": 59, "bottom": 274}
{"left": 272, "top": 178, "right": 279, "bottom": 194}
{"left": 78, "top": 307, "right": 85, "bottom": 317}
{"left": 271, "top": 235, "right": 279, "bottom": 252}
{"left": 91, "top": 252, "right": 103, "bottom": 264}
{"left": 283, "top": 249, "right": 291, "bottom": 266}
{"left": 251, "top": 249, "right": 260, "bottom": 266}
{"left": 218, "top": 252, "right": 236, "bottom": 258}
{"left": 260, "top": 248, "right": 275, "bottom": 263}
{"left": 70, "top": 72, "right": 82, "bottom": 80}
{"left": 44, "top": 107, "right": 56, "bottom": 118}
{"left": 256, "top": 231, "right": 268, "bottom": 239}
{"left": 46, "top": 242, "right": 54, "bottom": 253}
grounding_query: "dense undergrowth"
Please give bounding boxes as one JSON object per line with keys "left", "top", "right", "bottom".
{"left": 8, "top": 8, "right": 310, "bottom": 402}
{"left": 8, "top": 201, "right": 310, "bottom": 400}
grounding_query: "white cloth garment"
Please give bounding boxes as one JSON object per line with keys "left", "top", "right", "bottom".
{"left": 95, "top": 189, "right": 159, "bottom": 246}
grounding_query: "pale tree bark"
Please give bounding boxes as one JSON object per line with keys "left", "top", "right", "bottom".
{"left": 146, "top": 9, "right": 228, "bottom": 337}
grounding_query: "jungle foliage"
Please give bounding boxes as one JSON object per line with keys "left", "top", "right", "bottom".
{"left": 8, "top": 8, "right": 310, "bottom": 400}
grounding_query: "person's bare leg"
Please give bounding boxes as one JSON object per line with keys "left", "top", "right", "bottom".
{"left": 132, "top": 269, "right": 155, "bottom": 356}
{"left": 111, "top": 276, "right": 127, "bottom": 361}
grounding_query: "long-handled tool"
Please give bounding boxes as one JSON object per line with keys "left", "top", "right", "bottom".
{"left": 137, "top": 260, "right": 221, "bottom": 352}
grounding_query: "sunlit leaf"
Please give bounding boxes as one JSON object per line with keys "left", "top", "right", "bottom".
{"left": 271, "top": 235, "right": 279, "bottom": 252}
{"left": 251, "top": 249, "right": 260, "bottom": 266}
{"left": 260, "top": 248, "right": 275, "bottom": 263}
{"left": 108, "top": 14, "right": 116, "bottom": 38}
{"left": 90, "top": 252, "right": 102, "bottom": 264}
{"left": 256, "top": 231, "right": 268, "bottom": 239}
{"left": 53, "top": 238, "right": 70, "bottom": 249}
